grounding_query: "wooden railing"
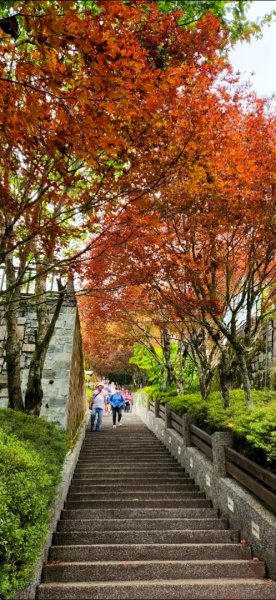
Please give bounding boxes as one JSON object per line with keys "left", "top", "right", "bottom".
{"left": 190, "top": 424, "right": 213, "bottom": 460}
{"left": 148, "top": 400, "right": 276, "bottom": 512}
{"left": 170, "top": 411, "right": 182, "bottom": 435}
{"left": 225, "top": 446, "right": 276, "bottom": 511}
{"left": 158, "top": 404, "right": 166, "bottom": 421}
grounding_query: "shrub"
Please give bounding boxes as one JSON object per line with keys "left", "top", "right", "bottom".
{"left": 0, "top": 409, "right": 68, "bottom": 599}
{"left": 142, "top": 386, "right": 276, "bottom": 468}
{"left": 234, "top": 402, "right": 276, "bottom": 462}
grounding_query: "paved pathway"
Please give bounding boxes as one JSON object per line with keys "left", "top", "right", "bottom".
{"left": 37, "top": 414, "right": 276, "bottom": 598}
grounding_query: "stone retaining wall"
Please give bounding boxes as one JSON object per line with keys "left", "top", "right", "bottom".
{"left": 0, "top": 293, "right": 86, "bottom": 431}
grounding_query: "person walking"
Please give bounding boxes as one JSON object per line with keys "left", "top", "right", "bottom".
{"left": 108, "top": 387, "right": 125, "bottom": 428}
{"left": 89, "top": 384, "right": 106, "bottom": 432}
{"left": 123, "top": 388, "right": 133, "bottom": 413}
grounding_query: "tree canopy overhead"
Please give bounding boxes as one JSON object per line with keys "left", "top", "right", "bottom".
{"left": 0, "top": 0, "right": 275, "bottom": 413}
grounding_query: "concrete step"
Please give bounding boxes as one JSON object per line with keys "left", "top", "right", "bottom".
{"left": 61, "top": 508, "right": 218, "bottom": 520}
{"left": 73, "top": 464, "right": 180, "bottom": 473}
{"left": 64, "top": 499, "right": 212, "bottom": 509}
{"left": 79, "top": 448, "right": 170, "bottom": 461}
{"left": 69, "top": 484, "right": 198, "bottom": 492}
{"left": 74, "top": 463, "right": 184, "bottom": 469}
{"left": 79, "top": 447, "right": 171, "bottom": 452}
{"left": 82, "top": 439, "right": 165, "bottom": 444}
{"left": 37, "top": 579, "right": 276, "bottom": 599}
{"left": 66, "top": 491, "right": 205, "bottom": 501}
{"left": 73, "top": 466, "right": 185, "bottom": 474}
{"left": 74, "top": 460, "right": 179, "bottom": 467}
{"left": 81, "top": 446, "right": 166, "bottom": 452}
{"left": 72, "top": 472, "right": 186, "bottom": 480}
{"left": 79, "top": 447, "right": 170, "bottom": 452}
{"left": 83, "top": 441, "right": 166, "bottom": 446}
{"left": 42, "top": 560, "right": 266, "bottom": 583}
{"left": 58, "top": 518, "right": 228, "bottom": 532}
{"left": 75, "top": 460, "right": 182, "bottom": 466}
{"left": 71, "top": 476, "right": 193, "bottom": 484}
{"left": 54, "top": 529, "right": 240, "bottom": 546}
{"left": 78, "top": 455, "right": 173, "bottom": 460}
{"left": 49, "top": 543, "right": 252, "bottom": 562}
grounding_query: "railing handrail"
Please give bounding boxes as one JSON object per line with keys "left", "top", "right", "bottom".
{"left": 170, "top": 412, "right": 182, "bottom": 426}
{"left": 225, "top": 461, "right": 276, "bottom": 511}
{"left": 190, "top": 423, "right": 212, "bottom": 447}
{"left": 225, "top": 446, "right": 276, "bottom": 492}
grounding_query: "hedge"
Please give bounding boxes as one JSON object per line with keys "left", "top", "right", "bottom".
{"left": 143, "top": 386, "right": 276, "bottom": 468}
{"left": 0, "top": 409, "right": 69, "bottom": 600}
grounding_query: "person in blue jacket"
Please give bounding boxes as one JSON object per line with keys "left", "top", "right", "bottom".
{"left": 108, "top": 387, "right": 125, "bottom": 428}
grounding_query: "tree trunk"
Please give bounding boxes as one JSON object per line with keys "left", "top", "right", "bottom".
{"left": 161, "top": 367, "right": 168, "bottom": 391}
{"left": 237, "top": 350, "right": 253, "bottom": 408}
{"left": 4, "top": 256, "right": 24, "bottom": 411}
{"left": 24, "top": 343, "right": 47, "bottom": 415}
{"left": 176, "top": 378, "right": 185, "bottom": 395}
{"left": 198, "top": 366, "right": 213, "bottom": 401}
{"left": 218, "top": 350, "right": 231, "bottom": 409}
{"left": 161, "top": 325, "right": 175, "bottom": 389}
{"left": 219, "top": 371, "right": 230, "bottom": 409}
{"left": 24, "top": 273, "right": 66, "bottom": 415}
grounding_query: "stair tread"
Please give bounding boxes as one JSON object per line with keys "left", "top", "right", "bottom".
{"left": 45, "top": 559, "right": 260, "bottom": 565}
{"left": 51, "top": 543, "right": 246, "bottom": 548}
{"left": 38, "top": 579, "right": 275, "bottom": 587}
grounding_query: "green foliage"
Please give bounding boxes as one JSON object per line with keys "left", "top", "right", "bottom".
{"left": 0, "top": 1, "right": 15, "bottom": 18}
{"left": 157, "top": 0, "right": 273, "bottom": 42}
{"left": 166, "top": 392, "right": 208, "bottom": 419}
{"left": 86, "top": 386, "right": 93, "bottom": 401}
{"left": 129, "top": 344, "right": 164, "bottom": 384}
{"left": 130, "top": 343, "right": 199, "bottom": 391}
{"left": 177, "top": 356, "right": 199, "bottom": 393}
{"left": 0, "top": 409, "right": 68, "bottom": 599}
{"left": 143, "top": 386, "right": 276, "bottom": 465}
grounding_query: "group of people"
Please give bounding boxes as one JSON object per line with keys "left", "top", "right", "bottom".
{"left": 89, "top": 380, "right": 133, "bottom": 432}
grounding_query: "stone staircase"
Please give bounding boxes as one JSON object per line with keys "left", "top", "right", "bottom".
{"left": 37, "top": 415, "right": 276, "bottom": 599}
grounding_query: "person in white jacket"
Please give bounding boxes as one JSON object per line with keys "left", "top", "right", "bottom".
{"left": 89, "top": 384, "right": 107, "bottom": 431}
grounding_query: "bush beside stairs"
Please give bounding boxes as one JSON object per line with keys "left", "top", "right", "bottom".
{"left": 36, "top": 416, "right": 276, "bottom": 599}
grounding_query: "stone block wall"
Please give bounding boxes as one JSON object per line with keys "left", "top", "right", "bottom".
{"left": 0, "top": 293, "right": 86, "bottom": 432}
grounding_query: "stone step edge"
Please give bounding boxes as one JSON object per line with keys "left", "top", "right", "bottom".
{"left": 54, "top": 529, "right": 239, "bottom": 537}
{"left": 36, "top": 578, "right": 276, "bottom": 595}
{"left": 58, "top": 518, "right": 227, "bottom": 523}
{"left": 50, "top": 543, "right": 247, "bottom": 549}
{"left": 44, "top": 559, "right": 259, "bottom": 566}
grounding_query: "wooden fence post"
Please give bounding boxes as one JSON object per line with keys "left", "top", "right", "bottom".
{"left": 212, "top": 432, "right": 233, "bottom": 478}
{"left": 182, "top": 412, "right": 196, "bottom": 447}
{"left": 154, "top": 399, "right": 160, "bottom": 418}
{"left": 165, "top": 403, "right": 172, "bottom": 429}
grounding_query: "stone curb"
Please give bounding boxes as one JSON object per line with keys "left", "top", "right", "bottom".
{"left": 16, "top": 413, "right": 89, "bottom": 600}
